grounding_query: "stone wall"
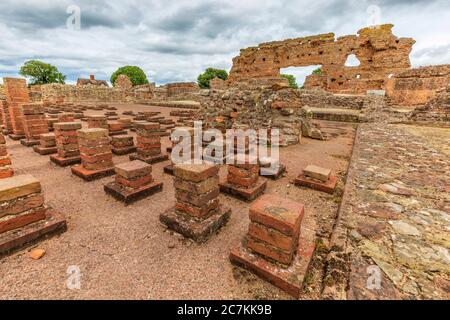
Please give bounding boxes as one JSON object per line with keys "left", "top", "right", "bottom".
{"left": 38, "top": 83, "right": 128, "bottom": 104}
{"left": 166, "top": 82, "right": 199, "bottom": 97}
{"left": 386, "top": 65, "right": 450, "bottom": 106}
{"left": 228, "top": 24, "right": 414, "bottom": 94}
{"left": 409, "top": 86, "right": 450, "bottom": 125}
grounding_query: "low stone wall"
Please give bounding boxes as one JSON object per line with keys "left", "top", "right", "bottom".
{"left": 386, "top": 65, "right": 450, "bottom": 106}
{"left": 166, "top": 82, "right": 199, "bottom": 97}
{"left": 38, "top": 84, "right": 128, "bottom": 104}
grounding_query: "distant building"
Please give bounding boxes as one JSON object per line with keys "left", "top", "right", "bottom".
{"left": 77, "top": 75, "right": 109, "bottom": 87}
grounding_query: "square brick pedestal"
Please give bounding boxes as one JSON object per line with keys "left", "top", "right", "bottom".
{"left": 111, "top": 135, "right": 136, "bottom": 155}
{"left": 0, "top": 134, "right": 14, "bottom": 179}
{"left": 160, "top": 163, "right": 231, "bottom": 243}
{"left": 230, "top": 194, "right": 316, "bottom": 298}
{"left": 294, "top": 165, "right": 337, "bottom": 194}
{"left": 0, "top": 174, "right": 67, "bottom": 257}
{"left": 50, "top": 122, "right": 82, "bottom": 167}
{"left": 220, "top": 155, "right": 266, "bottom": 201}
{"left": 130, "top": 122, "right": 169, "bottom": 164}
{"left": 71, "top": 128, "right": 115, "bottom": 181}
{"left": 104, "top": 160, "right": 163, "bottom": 204}
{"left": 33, "top": 133, "right": 57, "bottom": 155}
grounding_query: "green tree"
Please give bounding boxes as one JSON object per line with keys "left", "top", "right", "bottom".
{"left": 312, "top": 67, "right": 322, "bottom": 75}
{"left": 111, "top": 66, "right": 149, "bottom": 87}
{"left": 197, "top": 68, "right": 228, "bottom": 89}
{"left": 19, "top": 60, "right": 66, "bottom": 85}
{"left": 281, "top": 74, "right": 298, "bottom": 89}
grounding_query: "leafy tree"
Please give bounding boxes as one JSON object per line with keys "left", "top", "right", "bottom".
{"left": 312, "top": 67, "right": 322, "bottom": 75}
{"left": 111, "top": 66, "right": 149, "bottom": 87}
{"left": 281, "top": 74, "right": 298, "bottom": 89}
{"left": 19, "top": 60, "right": 66, "bottom": 85}
{"left": 197, "top": 68, "right": 228, "bottom": 89}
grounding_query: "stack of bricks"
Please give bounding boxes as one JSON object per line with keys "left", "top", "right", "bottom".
{"left": 130, "top": 122, "right": 168, "bottom": 164}
{"left": 104, "top": 160, "right": 163, "bottom": 204}
{"left": 87, "top": 115, "right": 108, "bottom": 130}
{"left": 50, "top": 122, "right": 82, "bottom": 167}
{"left": 0, "top": 133, "right": 13, "bottom": 179}
{"left": 117, "top": 118, "right": 132, "bottom": 129}
{"left": 105, "top": 111, "right": 119, "bottom": 120}
{"left": 160, "top": 164, "right": 231, "bottom": 242}
{"left": 0, "top": 100, "right": 13, "bottom": 135}
{"left": 230, "top": 194, "right": 315, "bottom": 298}
{"left": 219, "top": 155, "right": 267, "bottom": 201}
{"left": 58, "top": 113, "right": 74, "bottom": 122}
{"left": 108, "top": 121, "right": 127, "bottom": 136}
{"left": 165, "top": 127, "right": 196, "bottom": 175}
{"left": 33, "top": 133, "right": 57, "bottom": 155}
{"left": 3, "top": 78, "right": 28, "bottom": 140}
{"left": 0, "top": 174, "right": 67, "bottom": 255}
{"left": 111, "top": 135, "right": 136, "bottom": 155}
{"left": 20, "top": 103, "right": 49, "bottom": 147}
{"left": 71, "top": 128, "right": 115, "bottom": 181}
{"left": 294, "top": 164, "right": 337, "bottom": 194}
{"left": 258, "top": 156, "right": 287, "bottom": 180}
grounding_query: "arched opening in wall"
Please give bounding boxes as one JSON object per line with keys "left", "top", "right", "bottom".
{"left": 345, "top": 54, "right": 361, "bottom": 67}
{"left": 279, "top": 65, "right": 322, "bottom": 88}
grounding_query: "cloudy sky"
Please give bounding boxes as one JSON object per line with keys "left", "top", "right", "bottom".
{"left": 0, "top": 0, "right": 449, "bottom": 85}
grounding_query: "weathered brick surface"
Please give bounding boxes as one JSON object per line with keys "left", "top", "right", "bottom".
{"left": 0, "top": 133, "right": 13, "bottom": 179}
{"left": 78, "top": 128, "right": 113, "bottom": 171}
{"left": 242, "top": 194, "right": 305, "bottom": 266}
{"left": 0, "top": 174, "right": 47, "bottom": 234}
{"left": 20, "top": 104, "right": 49, "bottom": 140}
{"left": 54, "top": 122, "right": 82, "bottom": 158}
{"left": 3, "top": 78, "right": 29, "bottom": 136}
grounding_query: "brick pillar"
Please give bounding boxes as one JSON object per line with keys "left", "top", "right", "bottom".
{"left": 130, "top": 122, "right": 168, "bottom": 164}
{"left": 20, "top": 103, "right": 49, "bottom": 146}
{"left": 3, "top": 78, "right": 29, "bottom": 139}
{"left": 0, "top": 133, "right": 14, "bottom": 178}
{"left": 0, "top": 174, "right": 67, "bottom": 255}
{"left": 108, "top": 121, "right": 126, "bottom": 136}
{"left": 0, "top": 99, "right": 13, "bottom": 134}
{"left": 165, "top": 127, "right": 195, "bottom": 175}
{"left": 111, "top": 135, "right": 136, "bottom": 155}
{"left": 50, "top": 122, "right": 82, "bottom": 167}
{"left": 230, "top": 194, "right": 314, "bottom": 299}
{"left": 71, "top": 128, "right": 115, "bottom": 181}
{"left": 220, "top": 155, "right": 267, "bottom": 201}
{"left": 57, "top": 113, "right": 74, "bottom": 122}
{"left": 87, "top": 115, "right": 108, "bottom": 129}
{"left": 33, "top": 133, "right": 57, "bottom": 155}
{"left": 104, "top": 160, "right": 163, "bottom": 204}
{"left": 159, "top": 163, "right": 231, "bottom": 242}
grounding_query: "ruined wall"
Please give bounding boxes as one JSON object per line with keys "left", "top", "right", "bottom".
{"left": 166, "top": 82, "right": 199, "bottom": 97}
{"left": 114, "top": 74, "right": 133, "bottom": 91}
{"left": 386, "top": 65, "right": 450, "bottom": 106}
{"left": 38, "top": 84, "right": 127, "bottom": 104}
{"left": 228, "top": 24, "right": 415, "bottom": 94}
{"left": 409, "top": 86, "right": 450, "bottom": 125}
{"left": 199, "top": 87, "right": 375, "bottom": 146}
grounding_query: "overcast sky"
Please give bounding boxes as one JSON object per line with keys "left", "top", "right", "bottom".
{"left": 0, "top": 0, "right": 449, "bottom": 85}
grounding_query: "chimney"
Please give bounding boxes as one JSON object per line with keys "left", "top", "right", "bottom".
{"left": 89, "top": 75, "right": 95, "bottom": 81}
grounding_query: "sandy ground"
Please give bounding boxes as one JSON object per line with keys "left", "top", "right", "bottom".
{"left": 0, "top": 104, "right": 356, "bottom": 300}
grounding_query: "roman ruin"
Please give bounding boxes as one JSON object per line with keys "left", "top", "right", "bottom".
{"left": 0, "top": 22, "right": 448, "bottom": 302}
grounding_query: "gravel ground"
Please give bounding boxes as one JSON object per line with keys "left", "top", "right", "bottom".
{"left": 0, "top": 104, "right": 355, "bottom": 300}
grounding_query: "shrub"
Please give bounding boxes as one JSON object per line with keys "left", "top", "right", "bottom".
{"left": 19, "top": 60, "right": 66, "bottom": 85}
{"left": 197, "top": 68, "right": 228, "bottom": 89}
{"left": 111, "top": 66, "right": 149, "bottom": 86}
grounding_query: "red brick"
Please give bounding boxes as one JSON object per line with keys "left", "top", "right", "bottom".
{"left": 249, "top": 194, "right": 304, "bottom": 236}
{"left": 173, "top": 164, "right": 219, "bottom": 183}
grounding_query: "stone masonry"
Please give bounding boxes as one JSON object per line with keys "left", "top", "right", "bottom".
{"left": 0, "top": 174, "right": 66, "bottom": 255}
{"left": 20, "top": 103, "right": 49, "bottom": 146}
{"left": 0, "top": 133, "right": 13, "bottom": 179}
{"left": 160, "top": 163, "right": 231, "bottom": 243}
{"left": 71, "top": 128, "right": 115, "bottom": 181}
{"left": 3, "top": 78, "right": 29, "bottom": 139}
{"left": 50, "top": 122, "right": 82, "bottom": 167}
{"left": 104, "top": 160, "right": 163, "bottom": 204}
